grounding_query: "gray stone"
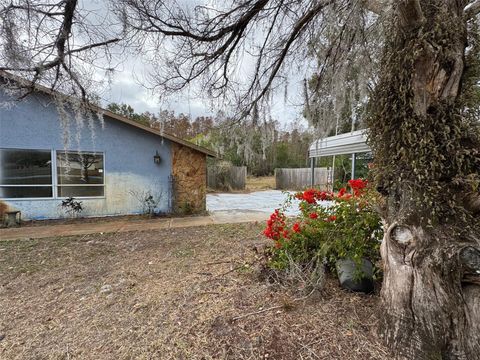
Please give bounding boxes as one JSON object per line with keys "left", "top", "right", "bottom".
{"left": 100, "top": 284, "right": 113, "bottom": 294}
{"left": 336, "top": 258, "right": 374, "bottom": 293}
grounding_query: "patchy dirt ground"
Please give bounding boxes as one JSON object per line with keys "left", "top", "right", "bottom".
{"left": 207, "top": 176, "right": 275, "bottom": 194}
{"left": 246, "top": 176, "right": 275, "bottom": 191}
{"left": 0, "top": 223, "right": 390, "bottom": 359}
{"left": 11, "top": 212, "right": 206, "bottom": 228}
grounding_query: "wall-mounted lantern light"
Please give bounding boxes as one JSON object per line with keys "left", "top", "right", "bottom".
{"left": 153, "top": 151, "right": 161, "bottom": 164}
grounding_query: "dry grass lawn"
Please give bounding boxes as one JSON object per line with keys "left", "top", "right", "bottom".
{"left": 246, "top": 176, "right": 276, "bottom": 191}
{"left": 0, "top": 223, "right": 390, "bottom": 359}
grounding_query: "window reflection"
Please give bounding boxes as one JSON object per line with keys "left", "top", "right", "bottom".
{"left": 0, "top": 148, "right": 52, "bottom": 185}
{"left": 56, "top": 151, "right": 104, "bottom": 185}
{"left": 56, "top": 151, "right": 105, "bottom": 197}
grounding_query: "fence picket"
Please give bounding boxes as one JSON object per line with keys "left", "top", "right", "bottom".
{"left": 275, "top": 168, "right": 328, "bottom": 190}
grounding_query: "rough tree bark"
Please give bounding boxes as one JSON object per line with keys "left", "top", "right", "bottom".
{"left": 370, "top": 1, "right": 480, "bottom": 358}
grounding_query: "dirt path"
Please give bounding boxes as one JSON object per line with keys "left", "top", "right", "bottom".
{"left": 0, "top": 224, "right": 390, "bottom": 359}
{"left": 0, "top": 211, "right": 270, "bottom": 241}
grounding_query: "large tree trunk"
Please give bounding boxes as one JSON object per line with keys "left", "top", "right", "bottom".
{"left": 368, "top": 1, "right": 480, "bottom": 358}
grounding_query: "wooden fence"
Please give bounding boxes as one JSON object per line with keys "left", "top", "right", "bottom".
{"left": 207, "top": 165, "right": 247, "bottom": 191}
{"left": 275, "top": 168, "right": 329, "bottom": 190}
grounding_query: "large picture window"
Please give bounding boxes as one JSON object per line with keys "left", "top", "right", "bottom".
{"left": 0, "top": 148, "right": 53, "bottom": 198}
{"left": 56, "top": 151, "right": 105, "bottom": 197}
{"left": 0, "top": 148, "right": 105, "bottom": 199}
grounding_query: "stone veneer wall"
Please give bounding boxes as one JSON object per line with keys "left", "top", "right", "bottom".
{"left": 171, "top": 143, "right": 207, "bottom": 214}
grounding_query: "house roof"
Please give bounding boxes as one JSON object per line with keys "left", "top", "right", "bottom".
{"left": 309, "top": 129, "right": 371, "bottom": 158}
{"left": 0, "top": 71, "right": 217, "bottom": 157}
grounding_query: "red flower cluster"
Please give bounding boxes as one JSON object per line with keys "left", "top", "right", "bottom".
{"left": 295, "top": 182, "right": 367, "bottom": 203}
{"left": 295, "top": 189, "right": 334, "bottom": 204}
{"left": 337, "top": 187, "right": 352, "bottom": 200}
{"left": 348, "top": 178, "right": 368, "bottom": 196}
{"left": 263, "top": 209, "right": 288, "bottom": 241}
{"left": 326, "top": 215, "right": 337, "bottom": 222}
{"left": 335, "top": 179, "right": 368, "bottom": 199}
{"left": 292, "top": 222, "right": 301, "bottom": 233}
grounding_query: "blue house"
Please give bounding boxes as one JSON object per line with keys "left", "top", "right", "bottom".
{"left": 0, "top": 72, "right": 215, "bottom": 220}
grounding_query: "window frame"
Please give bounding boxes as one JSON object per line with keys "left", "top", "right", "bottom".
{"left": 0, "top": 147, "right": 54, "bottom": 200}
{"left": 55, "top": 150, "right": 106, "bottom": 199}
{"left": 0, "top": 147, "right": 106, "bottom": 200}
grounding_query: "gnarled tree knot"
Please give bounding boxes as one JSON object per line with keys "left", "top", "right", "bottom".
{"left": 388, "top": 223, "right": 415, "bottom": 245}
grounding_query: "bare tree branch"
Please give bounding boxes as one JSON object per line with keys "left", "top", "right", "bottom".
{"left": 240, "top": 0, "right": 335, "bottom": 117}
{"left": 0, "top": 0, "right": 124, "bottom": 100}
{"left": 120, "top": 0, "right": 378, "bottom": 121}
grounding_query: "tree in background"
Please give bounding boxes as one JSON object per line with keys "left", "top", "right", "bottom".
{"left": 176, "top": 115, "right": 314, "bottom": 176}
{"left": 106, "top": 103, "right": 154, "bottom": 127}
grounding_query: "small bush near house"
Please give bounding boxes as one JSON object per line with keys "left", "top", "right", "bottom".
{"left": 264, "top": 179, "right": 383, "bottom": 280}
{"left": 129, "top": 189, "right": 163, "bottom": 216}
{"left": 61, "top": 197, "right": 83, "bottom": 217}
{"left": 179, "top": 201, "right": 194, "bottom": 215}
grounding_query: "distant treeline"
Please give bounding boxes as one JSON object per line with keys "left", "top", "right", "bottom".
{"left": 106, "top": 102, "right": 315, "bottom": 176}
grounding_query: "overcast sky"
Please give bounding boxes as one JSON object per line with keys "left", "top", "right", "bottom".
{"left": 104, "top": 73, "right": 302, "bottom": 122}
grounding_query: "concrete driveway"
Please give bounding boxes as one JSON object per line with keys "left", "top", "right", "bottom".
{"left": 207, "top": 190, "right": 300, "bottom": 216}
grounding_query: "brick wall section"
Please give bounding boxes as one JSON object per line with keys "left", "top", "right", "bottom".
{"left": 171, "top": 143, "right": 207, "bottom": 213}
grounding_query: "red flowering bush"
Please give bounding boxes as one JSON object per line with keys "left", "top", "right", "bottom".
{"left": 265, "top": 179, "right": 382, "bottom": 273}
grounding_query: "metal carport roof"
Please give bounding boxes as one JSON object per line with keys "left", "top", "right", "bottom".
{"left": 308, "top": 129, "right": 371, "bottom": 158}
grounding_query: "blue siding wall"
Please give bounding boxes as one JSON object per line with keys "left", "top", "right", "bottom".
{"left": 0, "top": 91, "right": 172, "bottom": 219}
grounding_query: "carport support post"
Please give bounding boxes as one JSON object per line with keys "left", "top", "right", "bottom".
{"left": 351, "top": 153, "right": 356, "bottom": 180}
{"left": 310, "top": 157, "right": 315, "bottom": 187}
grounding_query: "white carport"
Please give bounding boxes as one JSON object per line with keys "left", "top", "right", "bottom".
{"left": 308, "top": 129, "right": 371, "bottom": 186}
